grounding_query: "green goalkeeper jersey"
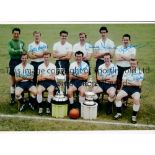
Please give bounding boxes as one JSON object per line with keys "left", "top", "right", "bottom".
{"left": 8, "top": 39, "right": 26, "bottom": 59}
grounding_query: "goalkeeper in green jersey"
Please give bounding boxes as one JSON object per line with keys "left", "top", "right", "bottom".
{"left": 8, "top": 27, "right": 26, "bottom": 105}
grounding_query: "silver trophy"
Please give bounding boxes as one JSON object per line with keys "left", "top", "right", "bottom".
{"left": 53, "top": 67, "right": 67, "bottom": 102}
{"left": 84, "top": 77, "right": 97, "bottom": 105}
{"left": 81, "top": 77, "right": 98, "bottom": 119}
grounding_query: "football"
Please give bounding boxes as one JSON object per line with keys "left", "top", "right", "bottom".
{"left": 69, "top": 108, "right": 80, "bottom": 119}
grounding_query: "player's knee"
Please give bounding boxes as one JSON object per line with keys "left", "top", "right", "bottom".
{"left": 37, "top": 89, "right": 43, "bottom": 95}
{"left": 15, "top": 91, "right": 21, "bottom": 98}
{"left": 116, "top": 94, "right": 123, "bottom": 101}
{"left": 67, "top": 88, "right": 73, "bottom": 97}
{"left": 48, "top": 89, "right": 54, "bottom": 95}
{"left": 79, "top": 89, "right": 85, "bottom": 96}
{"left": 133, "top": 97, "right": 140, "bottom": 104}
{"left": 32, "top": 89, "right": 37, "bottom": 96}
{"left": 108, "top": 91, "right": 115, "bottom": 98}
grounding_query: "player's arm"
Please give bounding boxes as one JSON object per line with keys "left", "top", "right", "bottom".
{"left": 37, "top": 74, "right": 46, "bottom": 81}
{"left": 115, "top": 49, "right": 125, "bottom": 61}
{"left": 59, "top": 51, "right": 72, "bottom": 60}
{"left": 34, "top": 52, "right": 45, "bottom": 58}
{"left": 53, "top": 50, "right": 67, "bottom": 59}
{"left": 97, "top": 74, "right": 111, "bottom": 82}
{"left": 70, "top": 72, "right": 89, "bottom": 80}
{"left": 8, "top": 42, "right": 22, "bottom": 56}
{"left": 94, "top": 50, "right": 104, "bottom": 59}
{"left": 28, "top": 52, "right": 38, "bottom": 59}
{"left": 37, "top": 67, "right": 46, "bottom": 81}
{"left": 45, "top": 75, "right": 55, "bottom": 80}
{"left": 69, "top": 70, "right": 89, "bottom": 80}
{"left": 127, "top": 81, "right": 142, "bottom": 86}
{"left": 106, "top": 75, "right": 117, "bottom": 83}
{"left": 15, "top": 77, "right": 23, "bottom": 82}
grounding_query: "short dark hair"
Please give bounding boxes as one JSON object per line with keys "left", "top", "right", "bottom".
{"left": 12, "top": 28, "right": 21, "bottom": 34}
{"left": 103, "top": 53, "right": 112, "bottom": 59}
{"left": 75, "top": 51, "right": 84, "bottom": 57}
{"left": 130, "top": 58, "right": 137, "bottom": 61}
{"left": 21, "top": 52, "right": 28, "bottom": 58}
{"left": 99, "top": 26, "right": 108, "bottom": 33}
{"left": 123, "top": 34, "right": 131, "bottom": 40}
{"left": 79, "top": 32, "right": 87, "bottom": 38}
{"left": 43, "top": 52, "right": 51, "bottom": 57}
{"left": 33, "top": 31, "right": 41, "bottom": 36}
{"left": 60, "top": 30, "right": 68, "bottom": 36}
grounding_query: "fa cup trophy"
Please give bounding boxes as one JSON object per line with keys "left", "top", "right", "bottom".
{"left": 52, "top": 64, "right": 68, "bottom": 118}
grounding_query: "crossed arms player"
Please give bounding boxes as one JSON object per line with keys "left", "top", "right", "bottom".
{"left": 92, "top": 53, "right": 118, "bottom": 114}
{"left": 14, "top": 53, "right": 37, "bottom": 112}
{"left": 67, "top": 51, "right": 89, "bottom": 110}
{"left": 114, "top": 58, "right": 144, "bottom": 123}
{"left": 37, "top": 52, "right": 57, "bottom": 115}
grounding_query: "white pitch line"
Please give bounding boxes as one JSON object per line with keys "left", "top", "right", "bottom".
{"left": 0, "top": 114, "right": 155, "bottom": 129}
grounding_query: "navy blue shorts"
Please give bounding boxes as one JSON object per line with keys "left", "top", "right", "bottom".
{"left": 55, "top": 60, "right": 69, "bottom": 74}
{"left": 122, "top": 86, "right": 141, "bottom": 96}
{"left": 9, "top": 59, "right": 21, "bottom": 76}
{"left": 16, "top": 81, "right": 34, "bottom": 91}
{"left": 70, "top": 80, "right": 87, "bottom": 89}
{"left": 38, "top": 80, "right": 57, "bottom": 89}
{"left": 95, "top": 59, "right": 104, "bottom": 73}
{"left": 98, "top": 82, "right": 116, "bottom": 92}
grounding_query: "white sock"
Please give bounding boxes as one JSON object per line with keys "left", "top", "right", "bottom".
{"left": 47, "top": 93, "right": 53, "bottom": 103}
{"left": 10, "top": 86, "right": 15, "bottom": 94}
{"left": 69, "top": 97, "right": 74, "bottom": 104}
{"left": 79, "top": 96, "right": 85, "bottom": 104}
{"left": 115, "top": 100, "right": 122, "bottom": 107}
{"left": 37, "top": 94, "right": 42, "bottom": 103}
{"left": 31, "top": 94, "right": 36, "bottom": 98}
{"left": 133, "top": 104, "right": 140, "bottom": 112}
{"left": 108, "top": 96, "right": 114, "bottom": 102}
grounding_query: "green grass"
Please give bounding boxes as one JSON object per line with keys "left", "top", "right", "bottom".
{"left": 0, "top": 24, "right": 155, "bottom": 130}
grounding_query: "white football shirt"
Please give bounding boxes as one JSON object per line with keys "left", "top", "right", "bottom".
{"left": 73, "top": 42, "right": 93, "bottom": 57}
{"left": 94, "top": 38, "right": 115, "bottom": 60}
{"left": 69, "top": 61, "right": 89, "bottom": 76}
{"left": 98, "top": 63, "right": 118, "bottom": 79}
{"left": 14, "top": 63, "right": 34, "bottom": 82}
{"left": 38, "top": 62, "right": 56, "bottom": 77}
{"left": 115, "top": 45, "right": 136, "bottom": 67}
{"left": 122, "top": 68, "right": 144, "bottom": 83}
{"left": 53, "top": 41, "right": 72, "bottom": 59}
{"left": 28, "top": 41, "right": 48, "bottom": 62}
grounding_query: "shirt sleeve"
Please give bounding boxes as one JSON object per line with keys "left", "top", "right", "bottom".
{"left": 53, "top": 43, "right": 57, "bottom": 51}
{"left": 87, "top": 43, "right": 93, "bottom": 54}
{"left": 68, "top": 44, "right": 73, "bottom": 52}
{"left": 83, "top": 63, "right": 89, "bottom": 74}
{"left": 131, "top": 47, "right": 136, "bottom": 57}
{"left": 43, "top": 43, "right": 48, "bottom": 51}
{"left": 30, "top": 65, "right": 34, "bottom": 78}
{"left": 69, "top": 64, "right": 74, "bottom": 74}
{"left": 94, "top": 42, "right": 100, "bottom": 52}
{"left": 113, "top": 65, "right": 118, "bottom": 77}
{"left": 28, "top": 44, "right": 32, "bottom": 52}
{"left": 73, "top": 44, "right": 77, "bottom": 53}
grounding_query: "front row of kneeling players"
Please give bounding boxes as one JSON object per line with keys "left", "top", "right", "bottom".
{"left": 14, "top": 51, "right": 144, "bottom": 123}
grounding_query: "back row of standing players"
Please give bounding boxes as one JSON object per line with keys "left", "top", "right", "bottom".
{"left": 8, "top": 26, "right": 144, "bottom": 123}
